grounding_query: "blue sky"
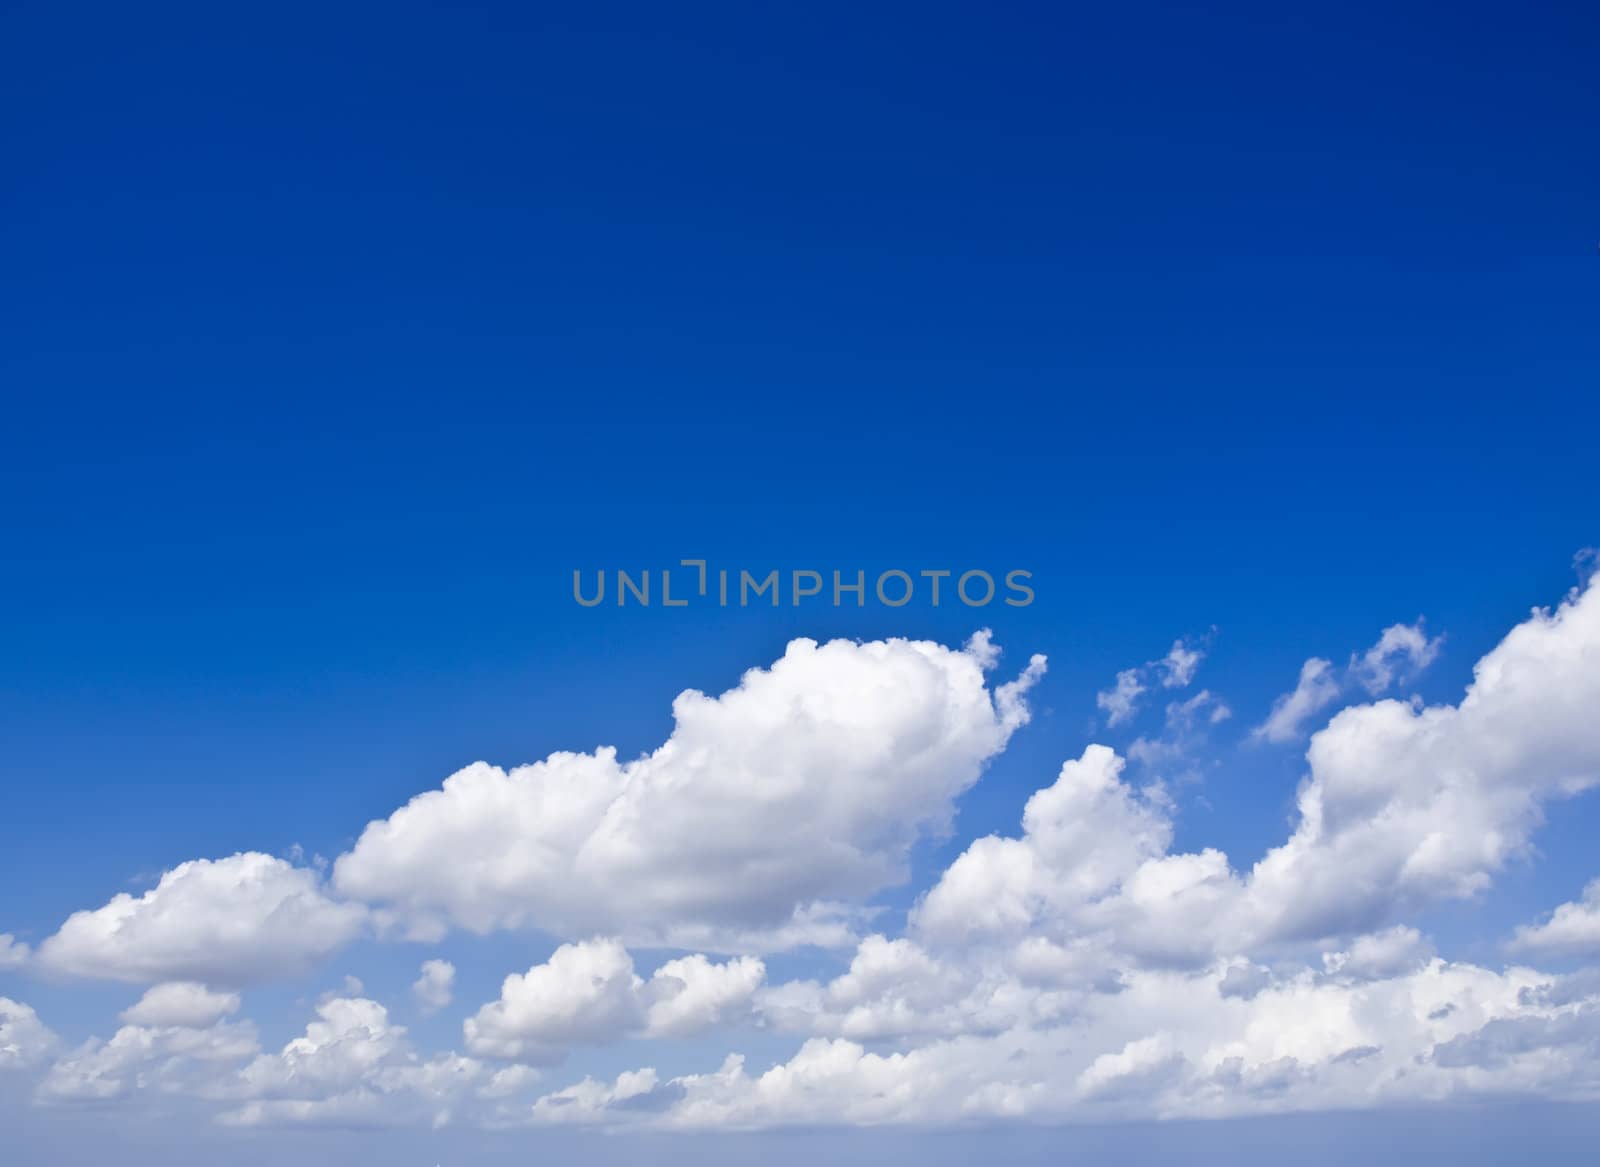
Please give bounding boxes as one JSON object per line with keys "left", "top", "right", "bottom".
{"left": 2, "top": 1, "right": 1599, "bottom": 1161}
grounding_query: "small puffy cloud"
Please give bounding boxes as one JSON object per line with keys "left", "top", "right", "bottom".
{"left": 335, "top": 634, "right": 1044, "bottom": 951}
{"left": 1098, "top": 637, "right": 1209, "bottom": 729}
{"left": 1096, "top": 669, "right": 1146, "bottom": 726}
{"left": 1512, "top": 880, "right": 1600, "bottom": 956}
{"left": 912, "top": 744, "right": 1183, "bottom": 954}
{"left": 37, "top": 853, "right": 367, "bottom": 985}
{"left": 464, "top": 940, "right": 764, "bottom": 1060}
{"left": 235, "top": 996, "right": 409, "bottom": 1100}
{"left": 120, "top": 982, "right": 241, "bottom": 1029}
{"left": 1253, "top": 658, "right": 1340, "bottom": 744}
{"left": 465, "top": 940, "right": 645, "bottom": 1061}
{"left": 643, "top": 953, "right": 765, "bottom": 1038}
{"left": 412, "top": 960, "right": 456, "bottom": 1015}
{"left": 1158, "top": 640, "right": 1204, "bottom": 689}
{"left": 0, "top": 997, "right": 58, "bottom": 1070}
{"left": 1351, "top": 621, "right": 1442, "bottom": 695}
{"left": 0, "top": 933, "right": 30, "bottom": 971}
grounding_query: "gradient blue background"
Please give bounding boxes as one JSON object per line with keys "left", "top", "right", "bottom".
{"left": 2, "top": 1, "right": 1597, "bottom": 1160}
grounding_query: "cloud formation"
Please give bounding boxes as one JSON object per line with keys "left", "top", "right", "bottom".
{"left": 412, "top": 960, "right": 456, "bottom": 1015}
{"left": 464, "top": 940, "right": 764, "bottom": 1060}
{"left": 36, "top": 853, "right": 368, "bottom": 986}
{"left": 334, "top": 633, "right": 1044, "bottom": 950}
{"left": 1256, "top": 621, "right": 1443, "bottom": 743}
{"left": 1513, "top": 881, "right": 1600, "bottom": 956}
{"left": 9, "top": 575, "right": 1600, "bottom": 1135}
{"left": 1096, "top": 637, "right": 1208, "bottom": 728}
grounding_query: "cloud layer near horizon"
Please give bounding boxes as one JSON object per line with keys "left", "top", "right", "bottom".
{"left": 5, "top": 579, "right": 1600, "bottom": 1134}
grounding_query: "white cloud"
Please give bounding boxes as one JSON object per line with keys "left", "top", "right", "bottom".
{"left": 36, "top": 853, "right": 368, "bottom": 985}
{"left": 16, "top": 573, "right": 1600, "bottom": 1135}
{"left": 1350, "top": 621, "right": 1442, "bottom": 695}
{"left": 539, "top": 956, "right": 1578, "bottom": 1130}
{"left": 1322, "top": 927, "right": 1435, "bottom": 980}
{"left": 1158, "top": 640, "right": 1204, "bottom": 688}
{"left": 1126, "top": 689, "right": 1231, "bottom": 774}
{"left": 412, "top": 960, "right": 456, "bottom": 1015}
{"left": 530, "top": 1067, "right": 666, "bottom": 1125}
{"left": 40, "top": 1017, "right": 259, "bottom": 1102}
{"left": 757, "top": 933, "right": 1076, "bottom": 1042}
{"left": 0, "top": 933, "right": 29, "bottom": 971}
{"left": 643, "top": 953, "right": 766, "bottom": 1039}
{"left": 1253, "top": 658, "right": 1340, "bottom": 743}
{"left": 464, "top": 940, "right": 646, "bottom": 1061}
{"left": 222, "top": 995, "right": 496, "bottom": 1128}
{"left": 335, "top": 634, "right": 1044, "bottom": 951}
{"left": 120, "top": 982, "right": 241, "bottom": 1029}
{"left": 1512, "top": 880, "right": 1600, "bottom": 956}
{"left": 464, "top": 939, "right": 764, "bottom": 1060}
{"left": 1097, "top": 668, "right": 1146, "bottom": 726}
{"left": 918, "top": 576, "right": 1600, "bottom": 961}
{"left": 1248, "top": 579, "right": 1600, "bottom": 941}
{"left": 0, "top": 997, "right": 57, "bottom": 1071}
{"left": 1257, "top": 621, "right": 1443, "bottom": 744}
{"left": 1098, "top": 638, "right": 1208, "bottom": 730}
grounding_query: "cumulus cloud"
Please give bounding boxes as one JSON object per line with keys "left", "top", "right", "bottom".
{"left": 335, "top": 634, "right": 1044, "bottom": 950}
{"left": 757, "top": 933, "right": 1078, "bottom": 1042}
{"left": 0, "top": 998, "right": 57, "bottom": 1071}
{"left": 1513, "top": 881, "right": 1600, "bottom": 956}
{"left": 16, "top": 574, "right": 1600, "bottom": 1134}
{"left": 465, "top": 940, "right": 645, "bottom": 1061}
{"left": 919, "top": 576, "right": 1600, "bottom": 962}
{"left": 40, "top": 1016, "right": 259, "bottom": 1102}
{"left": 120, "top": 982, "right": 241, "bottom": 1029}
{"left": 464, "top": 939, "right": 763, "bottom": 1060}
{"left": 534, "top": 955, "right": 1585, "bottom": 1130}
{"left": 412, "top": 960, "right": 455, "bottom": 1015}
{"left": 36, "top": 853, "right": 368, "bottom": 986}
{"left": 1248, "top": 580, "right": 1600, "bottom": 941}
{"left": 644, "top": 953, "right": 767, "bottom": 1039}
{"left": 220, "top": 995, "right": 500, "bottom": 1127}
